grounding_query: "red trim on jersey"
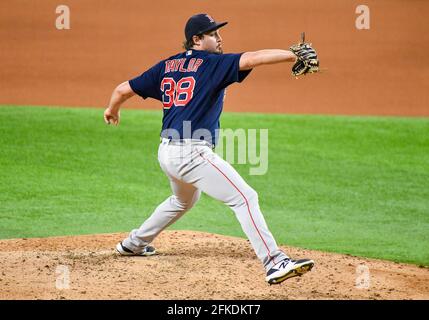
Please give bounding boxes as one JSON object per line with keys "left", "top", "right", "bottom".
{"left": 179, "top": 59, "right": 187, "bottom": 72}
{"left": 173, "top": 59, "right": 182, "bottom": 72}
{"left": 198, "top": 152, "right": 277, "bottom": 266}
{"left": 165, "top": 60, "right": 174, "bottom": 73}
{"left": 192, "top": 59, "right": 203, "bottom": 72}
{"left": 187, "top": 58, "right": 196, "bottom": 72}
{"left": 175, "top": 76, "right": 195, "bottom": 106}
{"left": 160, "top": 77, "right": 175, "bottom": 109}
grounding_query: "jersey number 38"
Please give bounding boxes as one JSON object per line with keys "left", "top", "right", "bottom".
{"left": 161, "top": 76, "right": 196, "bottom": 109}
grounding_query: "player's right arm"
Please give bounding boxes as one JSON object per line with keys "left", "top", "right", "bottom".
{"left": 239, "top": 49, "right": 296, "bottom": 70}
{"left": 104, "top": 81, "right": 135, "bottom": 125}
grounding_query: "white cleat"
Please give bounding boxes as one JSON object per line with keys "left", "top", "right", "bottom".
{"left": 266, "top": 258, "right": 314, "bottom": 285}
{"left": 115, "top": 242, "right": 156, "bottom": 256}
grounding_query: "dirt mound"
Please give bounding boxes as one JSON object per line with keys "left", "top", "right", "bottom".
{"left": 0, "top": 231, "right": 428, "bottom": 300}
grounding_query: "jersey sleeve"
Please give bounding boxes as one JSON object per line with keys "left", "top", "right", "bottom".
{"left": 128, "top": 62, "right": 163, "bottom": 101}
{"left": 210, "top": 53, "right": 252, "bottom": 90}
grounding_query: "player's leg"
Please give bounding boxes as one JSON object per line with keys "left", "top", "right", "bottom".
{"left": 119, "top": 144, "right": 201, "bottom": 254}
{"left": 122, "top": 177, "right": 200, "bottom": 253}
{"left": 183, "top": 145, "right": 288, "bottom": 271}
{"left": 186, "top": 145, "right": 314, "bottom": 284}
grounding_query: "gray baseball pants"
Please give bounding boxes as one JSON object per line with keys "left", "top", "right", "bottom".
{"left": 123, "top": 138, "right": 288, "bottom": 271}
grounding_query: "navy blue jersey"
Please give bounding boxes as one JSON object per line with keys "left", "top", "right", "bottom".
{"left": 129, "top": 50, "right": 251, "bottom": 145}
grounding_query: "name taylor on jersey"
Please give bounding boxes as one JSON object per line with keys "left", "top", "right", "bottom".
{"left": 164, "top": 58, "right": 204, "bottom": 73}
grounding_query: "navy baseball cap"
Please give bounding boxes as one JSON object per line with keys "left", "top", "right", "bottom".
{"left": 185, "top": 14, "right": 228, "bottom": 41}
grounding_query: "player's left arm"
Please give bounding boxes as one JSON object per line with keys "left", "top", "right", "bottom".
{"left": 104, "top": 81, "right": 135, "bottom": 126}
{"left": 239, "top": 49, "right": 296, "bottom": 70}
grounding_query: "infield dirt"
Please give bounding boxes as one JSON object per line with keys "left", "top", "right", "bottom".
{"left": 0, "top": 231, "right": 428, "bottom": 300}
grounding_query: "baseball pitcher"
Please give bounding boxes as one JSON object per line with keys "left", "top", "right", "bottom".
{"left": 104, "top": 14, "right": 319, "bottom": 285}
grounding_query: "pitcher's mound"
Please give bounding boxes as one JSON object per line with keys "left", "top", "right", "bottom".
{"left": 0, "top": 231, "right": 428, "bottom": 299}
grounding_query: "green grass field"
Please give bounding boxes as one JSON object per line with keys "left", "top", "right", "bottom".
{"left": 1, "top": 105, "right": 428, "bottom": 266}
